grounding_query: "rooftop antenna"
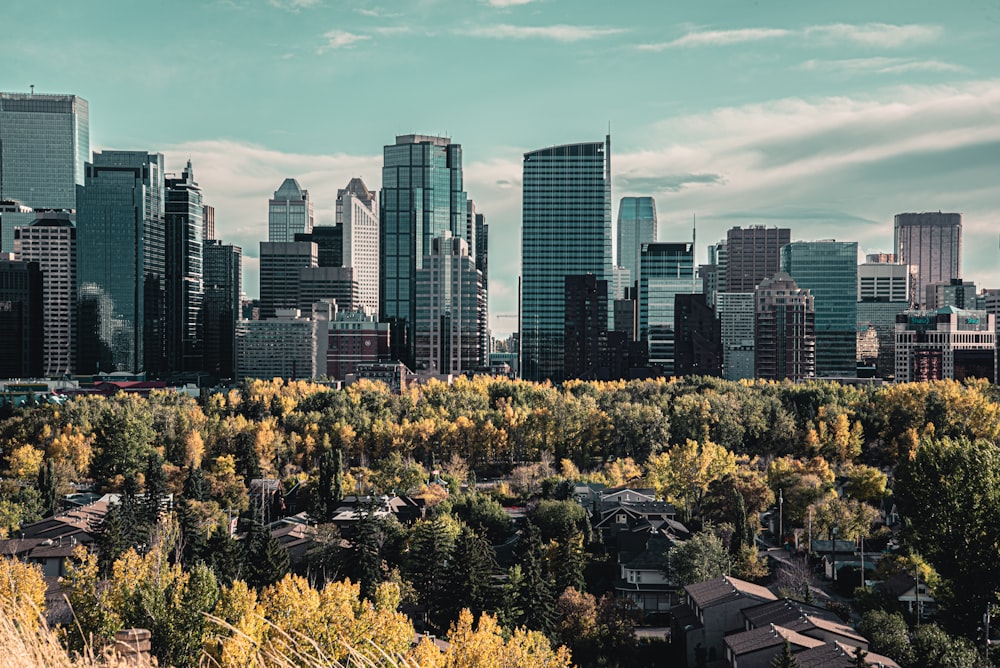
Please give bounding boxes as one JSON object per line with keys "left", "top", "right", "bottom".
{"left": 692, "top": 213, "right": 698, "bottom": 293}
{"left": 29, "top": 84, "right": 34, "bottom": 95}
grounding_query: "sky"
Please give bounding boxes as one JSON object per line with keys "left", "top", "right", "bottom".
{"left": 4, "top": 0, "right": 1000, "bottom": 336}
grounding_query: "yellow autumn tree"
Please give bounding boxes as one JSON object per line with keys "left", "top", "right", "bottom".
{"left": 0, "top": 557, "right": 46, "bottom": 628}
{"left": 646, "top": 439, "right": 736, "bottom": 515}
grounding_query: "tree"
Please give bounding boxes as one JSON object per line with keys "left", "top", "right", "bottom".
{"left": 668, "top": 528, "right": 730, "bottom": 588}
{"left": 242, "top": 519, "right": 289, "bottom": 589}
{"left": 646, "top": 438, "right": 736, "bottom": 519}
{"left": 531, "top": 498, "right": 591, "bottom": 544}
{"left": 911, "top": 623, "right": 983, "bottom": 668}
{"left": 852, "top": 645, "right": 869, "bottom": 667}
{"left": 311, "top": 446, "right": 343, "bottom": 523}
{"left": 807, "top": 496, "right": 880, "bottom": 542}
{"left": 305, "top": 523, "right": 343, "bottom": 586}
{"left": 183, "top": 465, "right": 208, "bottom": 502}
{"left": 141, "top": 452, "right": 167, "bottom": 527}
{"left": 207, "top": 527, "right": 245, "bottom": 586}
{"left": 515, "top": 522, "right": 558, "bottom": 635}
{"left": 407, "top": 514, "right": 459, "bottom": 632}
{"left": 857, "top": 610, "right": 913, "bottom": 666}
{"left": 770, "top": 639, "right": 800, "bottom": 667}
{"left": 36, "top": 460, "right": 57, "bottom": 518}
{"left": 90, "top": 394, "right": 155, "bottom": 484}
{"left": 445, "top": 525, "right": 498, "bottom": 624}
{"left": 0, "top": 557, "right": 46, "bottom": 628}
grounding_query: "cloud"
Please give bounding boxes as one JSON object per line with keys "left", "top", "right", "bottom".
{"left": 799, "top": 57, "right": 965, "bottom": 75}
{"left": 268, "top": 0, "right": 321, "bottom": 10}
{"left": 373, "top": 26, "right": 411, "bottom": 35}
{"left": 486, "top": 0, "right": 537, "bottom": 6}
{"left": 638, "top": 22, "right": 940, "bottom": 51}
{"left": 616, "top": 173, "right": 724, "bottom": 192}
{"left": 317, "top": 30, "right": 370, "bottom": 52}
{"left": 804, "top": 22, "right": 941, "bottom": 48}
{"left": 638, "top": 28, "right": 789, "bottom": 51}
{"left": 465, "top": 23, "right": 625, "bottom": 41}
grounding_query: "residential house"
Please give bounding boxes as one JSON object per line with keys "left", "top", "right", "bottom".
{"left": 724, "top": 624, "right": 825, "bottom": 667}
{"left": 882, "top": 572, "right": 936, "bottom": 620}
{"left": 795, "top": 641, "right": 900, "bottom": 667}
{"left": 616, "top": 534, "right": 676, "bottom": 613}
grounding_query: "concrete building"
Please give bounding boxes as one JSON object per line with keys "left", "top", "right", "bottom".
{"left": 564, "top": 274, "right": 608, "bottom": 380}
{"left": 259, "top": 241, "right": 316, "bottom": 319}
{"left": 894, "top": 306, "right": 995, "bottom": 382}
{"left": 298, "top": 266, "right": 358, "bottom": 313}
{"left": 716, "top": 292, "right": 755, "bottom": 381}
{"left": 13, "top": 211, "right": 76, "bottom": 376}
{"left": 324, "top": 308, "right": 390, "bottom": 380}
{"left": 857, "top": 257, "right": 912, "bottom": 378}
{"left": 236, "top": 308, "right": 318, "bottom": 380}
{"left": 268, "top": 178, "right": 313, "bottom": 243}
{"left": 925, "top": 278, "right": 977, "bottom": 310}
{"left": 724, "top": 226, "right": 790, "bottom": 293}
{"left": 894, "top": 212, "right": 961, "bottom": 307}
{"left": 337, "top": 177, "right": 379, "bottom": 313}
{"left": 755, "top": 273, "right": 815, "bottom": 382}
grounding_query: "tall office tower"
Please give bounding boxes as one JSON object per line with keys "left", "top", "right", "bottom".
{"left": 521, "top": 137, "right": 612, "bottom": 382}
{"left": 203, "top": 240, "right": 241, "bottom": 380}
{"left": 76, "top": 151, "right": 166, "bottom": 375}
{"left": 202, "top": 204, "right": 215, "bottom": 241}
{"left": 617, "top": 196, "right": 657, "bottom": 292}
{"left": 724, "top": 226, "right": 791, "bottom": 293}
{"left": 381, "top": 135, "right": 467, "bottom": 368}
{"left": 268, "top": 178, "right": 313, "bottom": 243}
{"left": 0, "top": 258, "right": 43, "bottom": 377}
{"left": 13, "top": 211, "right": 76, "bottom": 375}
{"left": 337, "top": 177, "right": 379, "bottom": 313}
{"left": 638, "top": 243, "right": 696, "bottom": 374}
{"left": 1, "top": 200, "right": 33, "bottom": 254}
{"left": 895, "top": 307, "right": 995, "bottom": 382}
{"left": 894, "top": 212, "right": 961, "bottom": 307}
{"left": 164, "top": 161, "right": 204, "bottom": 375}
{"left": 716, "top": 292, "right": 755, "bottom": 380}
{"left": 780, "top": 240, "right": 858, "bottom": 377}
{"left": 475, "top": 211, "right": 489, "bottom": 367}
{"left": 0, "top": 92, "right": 89, "bottom": 252}
{"left": 755, "top": 273, "right": 815, "bottom": 381}
{"left": 296, "top": 226, "right": 343, "bottom": 267}
{"left": 298, "top": 266, "right": 358, "bottom": 313}
{"left": 613, "top": 292, "right": 637, "bottom": 341}
{"left": 564, "top": 274, "right": 609, "bottom": 380}
{"left": 711, "top": 241, "right": 728, "bottom": 294}
{"left": 674, "top": 293, "right": 722, "bottom": 377}
{"left": 699, "top": 263, "right": 719, "bottom": 308}
{"left": 610, "top": 266, "right": 632, "bottom": 302}
{"left": 926, "top": 278, "right": 977, "bottom": 310}
{"left": 259, "top": 241, "right": 316, "bottom": 319}
{"left": 857, "top": 257, "right": 911, "bottom": 378}
{"left": 414, "top": 233, "right": 484, "bottom": 375}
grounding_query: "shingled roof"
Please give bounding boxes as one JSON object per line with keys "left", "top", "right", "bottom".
{"left": 685, "top": 575, "right": 777, "bottom": 609}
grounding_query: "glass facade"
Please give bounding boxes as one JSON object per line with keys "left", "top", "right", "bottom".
{"left": 521, "top": 137, "right": 612, "bottom": 382}
{"left": 76, "top": 151, "right": 165, "bottom": 374}
{"left": 616, "top": 196, "right": 656, "bottom": 296}
{"left": 780, "top": 240, "right": 858, "bottom": 377}
{"left": 894, "top": 212, "right": 961, "bottom": 308}
{"left": 165, "top": 161, "right": 204, "bottom": 375}
{"left": 0, "top": 92, "right": 89, "bottom": 251}
{"left": 268, "top": 178, "right": 313, "bottom": 243}
{"left": 380, "top": 135, "right": 467, "bottom": 368}
{"left": 638, "top": 242, "right": 695, "bottom": 374}
{"left": 203, "top": 240, "right": 241, "bottom": 380}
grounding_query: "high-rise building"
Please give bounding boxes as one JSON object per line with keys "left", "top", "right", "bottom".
{"left": 76, "top": 150, "right": 166, "bottom": 374}
{"left": 0, "top": 92, "right": 89, "bottom": 252}
{"left": 202, "top": 204, "right": 215, "bottom": 241}
{"left": 564, "top": 274, "right": 609, "bottom": 380}
{"left": 475, "top": 210, "right": 489, "bottom": 368}
{"left": 755, "top": 273, "right": 815, "bottom": 382}
{"left": 521, "top": 137, "right": 612, "bottom": 382}
{"left": 780, "top": 240, "right": 857, "bottom": 377}
{"left": 13, "top": 211, "right": 76, "bottom": 376}
{"left": 0, "top": 200, "right": 34, "bottom": 254}
{"left": 164, "top": 161, "right": 204, "bottom": 375}
{"left": 674, "top": 293, "right": 722, "bottom": 377}
{"left": 617, "top": 196, "right": 657, "bottom": 295}
{"left": 259, "top": 241, "right": 316, "bottom": 319}
{"left": 857, "top": 257, "right": 912, "bottom": 378}
{"left": 925, "top": 278, "right": 977, "bottom": 310}
{"left": 894, "top": 212, "right": 961, "bottom": 307}
{"left": 716, "top": 292, "right": 755, "bottom": 381}
{"left": 414, "top": 233, "right": 484, "bottom": 375}
{"left": 858, "top": 258, "right": 911, "bottom": 303}
{"left": 268, "top": 178, "right": 313, "bottom": 243}
{"left": 895, "top": 306, "right": 995, "bottom": 382}
{"left": 381, "top": 135, "right": 467, "bottom": 368}
{"left": 638, "top": 242, "right": 697, "bottom": 374}
{"left": 0, "top": 258, "right": 43, "bottom": 378}
{"left": 298, "top": 266, "right": 358, "bottom": 313}
{"left": 296, "top": 226, "right": 343, "bottom": 268}
{"left": 236, "top": 308, "right": 318, "bottom": 380}
{"left": 203, "top": 240, "right": 241, "bottom": 380}
{"left": 337, "top": 177, "right": 379, "bottom": 313}
{"left": 723, "top": 225, "right": 791, "bottom": 293}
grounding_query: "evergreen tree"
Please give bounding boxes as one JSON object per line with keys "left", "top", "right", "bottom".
{"left": 444, "top": 525, "right": 497, "bottom": 626}
{"left": 552, "top": 529, "right": 586, "bottom": 595}
{"left": 183, "top": 465, "right": 208, "bottom": 502}
{"left": 36, "top": 460, "right": 57, "bottom": 518}
{"left": 243, "top": 518, "right": 289, "bottom": 589}
{"left": 730, "top": 486, "right": 749, "bottom": 555}
{"left": 206, "top": 527, "right": 244, "bottom": 586}
{"left": 408, "top": 515, "right": 458, "bottom": 632}
{"left": 141, "top": 452, "right": 168, "bottom": 527}
{"left": 516, "top": 522, "right": 558, "bottom": 636}
{"left": 852, "top": 645, "right": 869, "bottom": 667}
{"left": 350, "top": 505, "right": 386, "bottom": 601}
{"left": 176, "top": 500, "right": 207, "bottom": 566}
{"left": 770, "top": 639, "right": 800, "bottom": 668}
{"left": 96, "top": 475, "right": 144, "bottom": 574}
{"left": 313, "top": 446, "right": 344, "bottom": 522}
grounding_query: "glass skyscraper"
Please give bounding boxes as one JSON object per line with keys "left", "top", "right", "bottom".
{"left": 268, "top": 178, "right": 313, "bottom": 243}
{"left": 638, "top": 242, "right": 696, "bottom": 373}
{"left": 617, "top": 196, "right": 656, "bottom": 295}
{"left": 165, "top": 160, "right": 204, "bottom": 375}
{"left": 894, "top": 212, "right": 961, "bottom": 308}
{"left": 76, "top": 151, "right": 166, "bottom": 374}
{"left": 779, "top": 240, "right": 858, "bottom": 377}
{"left": 380, "top": 134, "right": 467, "bottom": 368}
{"left": 0, "top": 92, "right": 89, "bottom": 251}
{"left": 203, "top": 240, "right": 242, "bottom": 380}
{"left": 521, "top": 137, "right": 612, "bottom": 382}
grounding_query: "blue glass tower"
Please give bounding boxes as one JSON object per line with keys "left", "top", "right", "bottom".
{"left": 380, "top": 134, "right": 467, "bottom": 368}
{"left": 165, "top": 160, "right": 204, "bottom": 375}
{"left": 779, "top": 240, "right": 858, "bottom": 377}
{"left": 521, "top": 137, "right": 612, "bottom": 382}
{"left": 76, "top": 151, "right": 165, "bottom": 374}
{"left": 638, "top": 242, "right": 696, "bottom": 374}
{"left": 617, "top": 196, "right": 657, "bottom": 294}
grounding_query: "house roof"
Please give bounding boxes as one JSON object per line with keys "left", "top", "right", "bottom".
{"left": 795, "top": 642, "right": 901, "bottom": 668}
{"left": 882, "top": 572, "right": 917, "bottom": 597}
{"left": 724, "top": 624, "right": 825, "bottom": 656}
{"left": 685, "top": 576, "right": 777, "bottom": 609}
{"left": 742, "top": 598, "right": 844, "bottom": 629}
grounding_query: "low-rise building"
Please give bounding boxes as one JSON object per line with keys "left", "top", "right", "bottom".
{"left": 894, "top": 306, "right": 996, "bottom": 382}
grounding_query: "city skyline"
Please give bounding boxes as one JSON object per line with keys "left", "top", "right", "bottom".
{"left": 3, "top": 1, "right": 1000, "bottom": 335}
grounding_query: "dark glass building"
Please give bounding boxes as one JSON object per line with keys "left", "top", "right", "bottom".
{"left": 564, "top": 274, "right": 608, "bottom": 380}
{"left": 165, "top": 161, "right": 204, "bottom": 375}
{"left": 295, "top": 225, "right": 343, "bottom": 268}
{"left": 380, "top": 134, "right": 467, "bottom": 368}
{"left": 203, "top": 240, "right": 241, "bottom": 380}
{"left": 894, "top": 212, "right": 961, "bottom": 308}
{"left": 76, "top": 151, "right": 166, "bottom": 374}
{"left": 0, "top": 258, "right": 43, "bottom": 378}
{"left": 724, "top": 225, "right": 790, "bottom": 292}
{"left": 617, "top": 196, "right": 657, "bottom": 296}
{"left": 521, "top": 137, "right": 612, "bottom": 382}
{"left": 755, "top": 273, "right": 816, "bottom": 381}
{"left": 674, "top": 293, "right": 722, "bottom": 377}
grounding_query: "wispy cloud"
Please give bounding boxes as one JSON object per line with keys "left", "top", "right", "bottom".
{"left": 486, "top": 0, "right": 537, "bottom": 6}
{"left": 804, "top": 22, "right": 941, "bottom": 48}
{"left": 355, "top": 6, "right": 399, "bottom": 18}
{"left": 466, "top": 23, "right": 625, "bottom": 41}
{"left": 317, "top": 30, "right": 370, "bottom": 53}
{"left": 373, "top": 26, "right": 411, "bottom": 35}
{"left": 638, "top": 22, "right": 940, "bottom": 51}
{"left": 799, "top": 57, "right": 965, "bottom": 75}
{"left": 638, "top": 28, "right": 789, "bottom": 51}
{"left": 268, "top": 0, "right": 321, "bottom": 11}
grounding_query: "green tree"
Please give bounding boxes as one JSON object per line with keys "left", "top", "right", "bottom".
{"left": 911, "top": 623, "right": 983, "bottom": 668}
{"left": 770, "top": 639, "right": 800, "bottom": 668}
{"left": 530, "top": 498, "right": 591, "bottom": 544}
{"left": 36, "top": 460, "right": 57, "bottom": 518}
{"left": 312, "top": 446, "right": 344, "bottom": 523}
{"left": 444, "top": 525, "right": 498, "bottom": 625}
{"left": 441, "top": 493, "right": 511, "bottom": 544}
{"left": 183, "top": 465, "right": 208, "bottom": 502}
{"left": 242, "top": 519, "right": 289, "bottom": 589}
{"left": 407, "top": 514, "right": 459, "bottom": 632}
{"left": 90, "top": 395, "right": 155, "bottom": 484}
{"left": 551, "top": 529, "right": 587, "bottom": 595}
{"left": 206, "top": 528, "right": 244, "bottom": 586}
{"left": 667, "top": 528, "right": 729, "bottom": 588}
{"left": 141, "top": 452, "right": 167, "bottom": 527}
{"left": 516, "top": 522, "right": 558, "bottom": 636}
{"left": 857, "top": 610, "right": 913, "bottom": 666}
{"left": 305, "top": 523, "right": 343, "bottom": 586}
